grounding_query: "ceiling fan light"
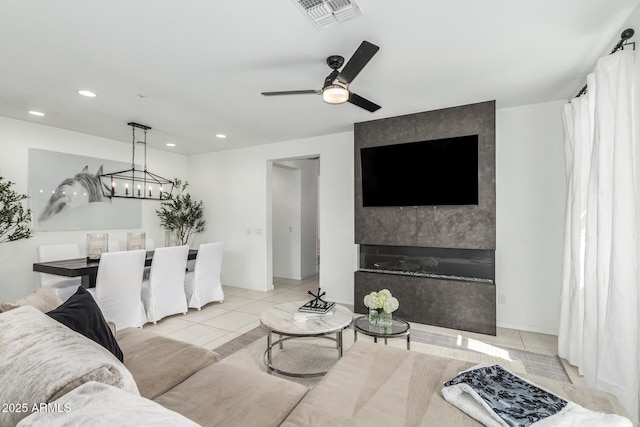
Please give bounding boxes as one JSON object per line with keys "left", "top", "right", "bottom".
{"left": 322, "top": 85, "right": 349, "bottom": 104}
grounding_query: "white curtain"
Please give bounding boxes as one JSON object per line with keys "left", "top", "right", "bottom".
{"left": 559, "top": 49, "right": 638, "bottom": 422}
{"left": 559, "top": 73, "right": 596, "bottom": 372}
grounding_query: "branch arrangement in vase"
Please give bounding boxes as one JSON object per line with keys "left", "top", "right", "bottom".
{"left": 0, "top": 175, "right": 32, "bottom": 244}
{"left": 156, "top": 179, "right": 205, "bottom": 246}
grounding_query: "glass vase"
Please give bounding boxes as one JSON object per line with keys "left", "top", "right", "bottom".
{"left": 86, "top": 233, "right": 108, "bottom": 260}
{"left": 369, "top": 309, "right": 393, "bottom": 327}
{"left": 126, "top": 231, "right": 146, "bottom": 251}
{"left": 165, "top": 230, "right": 180, "bottom": 247}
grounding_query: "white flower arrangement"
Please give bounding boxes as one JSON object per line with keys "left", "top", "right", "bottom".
{"left": 363, "top": 289, "right": 399, "bottom": 314}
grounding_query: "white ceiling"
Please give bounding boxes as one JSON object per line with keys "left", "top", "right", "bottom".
{"left": 1, "top": 0, "right": 638, "bottom": 155}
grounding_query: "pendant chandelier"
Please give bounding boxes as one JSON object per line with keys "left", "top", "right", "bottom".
{"left": 99, "top": 122, "right": 174, "bottom": 200}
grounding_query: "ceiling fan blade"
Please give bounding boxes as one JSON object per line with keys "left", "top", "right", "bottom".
{"left": 261, "top": 90, "right": 319, "bottom": 96}
{"left": 348, "top": 92, "right": 381, "bottom": 112}
{"left": 337, "top": 41, "right": 379, "bottom": 84}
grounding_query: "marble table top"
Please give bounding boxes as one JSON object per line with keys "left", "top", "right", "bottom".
{"left": 260, "top": 301, "right": 353, "bottom": 335}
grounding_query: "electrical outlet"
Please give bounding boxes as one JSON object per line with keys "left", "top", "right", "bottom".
{"left": 497, "top": 293, "right": 506, "bottom": 304}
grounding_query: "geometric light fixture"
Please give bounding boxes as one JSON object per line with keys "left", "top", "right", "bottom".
{"left": 99, "top": 122, "right": 174, "bottom": 200}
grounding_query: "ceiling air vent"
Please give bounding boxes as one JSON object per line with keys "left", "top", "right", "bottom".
{"left": 293, "top": 0, "right": 362, "bottom": 30}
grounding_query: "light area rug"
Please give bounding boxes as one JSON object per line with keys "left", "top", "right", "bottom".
{"left": 217, "top": 327, "right": 549, "bottom": 389}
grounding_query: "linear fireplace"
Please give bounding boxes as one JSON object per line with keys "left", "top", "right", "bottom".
{"left": 355, "top": 245, "right": 497, "bottom": 335}
{"left": 359, "top": 245, "right": 494, "bottom": 283}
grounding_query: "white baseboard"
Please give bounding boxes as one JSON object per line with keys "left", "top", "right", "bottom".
{"left": 497, "top": 320, "right": 558, "bottom": 336}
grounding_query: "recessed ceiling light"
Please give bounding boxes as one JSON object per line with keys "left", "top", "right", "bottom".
{"left": 78, "top": 90, "right": 97, "bottom": 97}
{"left": 28, "top": 110, "right": 45, "bottom": 117}
{"left": 216, "top": 134, "right": 227, "bottom": 139}
{"left": 166, "top": 143, "right": 176, "bottom": 147}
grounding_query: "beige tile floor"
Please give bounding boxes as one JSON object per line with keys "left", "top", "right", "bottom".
{"left": 144, "top": 276, "right": 581, "bottom": 384}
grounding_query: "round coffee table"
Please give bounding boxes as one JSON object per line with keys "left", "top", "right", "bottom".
{"left": 353, "top": 315, "right": 411, "bottom": 350}
{"left": 260, "top": 301, "right": 353, "bottom": 378}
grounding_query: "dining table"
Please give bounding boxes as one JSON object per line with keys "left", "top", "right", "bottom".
{"left": 32, "top": 249, "right": 198, "bottom": 287}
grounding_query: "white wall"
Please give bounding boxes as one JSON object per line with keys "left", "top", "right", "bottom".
{"left": 0, "top": 116, "right": 187, "bottom": 301}
{"left": 495, "top": 100, "right": 567, "bottom": 334}
{"left": 187, "top": 132, "right": 355, "bottom": 304}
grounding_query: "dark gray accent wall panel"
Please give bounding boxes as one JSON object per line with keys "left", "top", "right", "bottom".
{"left": 356, "top": 207, "right": 417, "bottom": 246}
{"left": 355, "top": 100, "right": 496, "bottom": 250}
{"left": 355, "top": 271, "right": 496, "bottom": 335}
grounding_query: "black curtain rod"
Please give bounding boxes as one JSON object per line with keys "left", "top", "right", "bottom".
{"left": 575, "top": 28, "right": 635, "bottom": 98}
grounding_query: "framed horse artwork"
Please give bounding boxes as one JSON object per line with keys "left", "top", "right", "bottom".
{"left": 28, "top": 148, "right": 142, "bottom": 231}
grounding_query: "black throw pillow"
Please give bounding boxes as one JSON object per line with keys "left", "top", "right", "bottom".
{"left": 46, "top": 286, "right": 124, "bottom": 362}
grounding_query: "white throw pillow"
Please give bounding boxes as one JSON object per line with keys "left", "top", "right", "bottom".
{"left": 17, "top": 381, "right": 198, "bottom": 427}
{"left": 0, "top": 287, "right": 62, "bottom": 313}
{"left": 0, "top": 306, "right": 139, "bottom": 426}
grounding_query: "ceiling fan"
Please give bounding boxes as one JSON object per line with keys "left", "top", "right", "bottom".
{"left": 261, "top": 40, "right": 381, "bottom": 112}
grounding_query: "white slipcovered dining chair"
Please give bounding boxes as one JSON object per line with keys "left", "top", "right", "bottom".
{"left": 184, "top": 242, "right": 225, "bottom": 310}
{"left": 37, "top": 243, "right": 83, "bottom": 302}
{"left": 86, "top": 249, "right": 146, "bottom": 330}
{"left": 141, "top": 245, "right": 189, "bottom": 324}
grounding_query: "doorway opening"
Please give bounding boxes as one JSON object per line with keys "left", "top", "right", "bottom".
{"left": 269, "top": 156, "right": 320, "bottom": 293}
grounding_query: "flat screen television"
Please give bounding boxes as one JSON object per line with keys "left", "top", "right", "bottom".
{"left": 360, "top": 135, "right": 479, "bottom": 207}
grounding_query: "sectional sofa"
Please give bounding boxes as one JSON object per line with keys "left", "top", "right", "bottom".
{"left": 0, "top": 288, "right": 630, "bottom": 426}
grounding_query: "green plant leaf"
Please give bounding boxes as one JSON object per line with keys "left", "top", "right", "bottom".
{"left": 155, "top": 178, "right": 205, "bottom": 245}
{"left": 0, "top": 175, "right": 33, "bottom": 244}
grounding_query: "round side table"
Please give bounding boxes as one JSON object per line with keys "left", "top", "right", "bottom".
{"left": 353, "top": 315, "right": 411, "bottom": 350}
